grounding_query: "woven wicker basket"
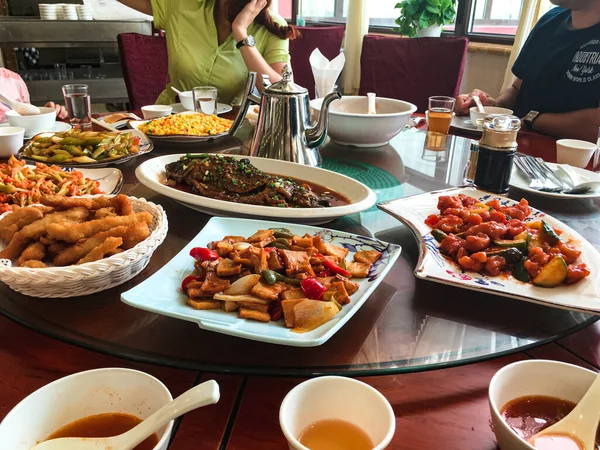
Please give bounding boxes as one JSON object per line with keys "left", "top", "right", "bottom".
{"left": 0, "top": 197, "right": 168, "bottom": 298}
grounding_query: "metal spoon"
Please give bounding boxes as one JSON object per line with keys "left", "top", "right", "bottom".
{"left": 472, "top": 95, "right": 486, "bottom": 114}
{"left": 528, "top": 374, "right": 600, "bottom": 450}
{"left": 31, "top": 380, "right": 220, "bottom": 450}
{"left": 0, "top": 92, "right": 40, "bottom": 115}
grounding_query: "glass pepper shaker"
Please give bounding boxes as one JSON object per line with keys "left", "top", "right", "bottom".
{"left": 473, "top": 114, "right": 521, "bottom": 194}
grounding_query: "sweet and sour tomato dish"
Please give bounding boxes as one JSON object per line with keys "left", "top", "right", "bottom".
{"left": 425, "top": 194, "right": 590, "bottom": 287}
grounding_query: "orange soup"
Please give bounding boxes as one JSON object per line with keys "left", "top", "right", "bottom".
{"left": 298, "top": 418, "right": 373, "bottom": 450}
{"left": 46, "top": 412, "right": 159, "bottom": 450}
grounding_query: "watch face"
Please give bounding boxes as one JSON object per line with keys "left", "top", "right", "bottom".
{"left": 247, "top": 35, "right": 256, "bottom": 47}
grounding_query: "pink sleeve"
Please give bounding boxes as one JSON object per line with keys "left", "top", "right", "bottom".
{"left": 0, "top": 69, "right": 30, "bottom": 103}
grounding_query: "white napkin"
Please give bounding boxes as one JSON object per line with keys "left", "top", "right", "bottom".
{"left": 310, "top": 48, "right": 345, "bottom": 98}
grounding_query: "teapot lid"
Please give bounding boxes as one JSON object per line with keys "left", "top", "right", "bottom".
{"left": 264, "top": 65, "right": 307, "bottom": 95}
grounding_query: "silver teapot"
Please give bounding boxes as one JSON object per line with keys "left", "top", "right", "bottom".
{"left": 230, "top": 66, "right": 341, "bottom": 167}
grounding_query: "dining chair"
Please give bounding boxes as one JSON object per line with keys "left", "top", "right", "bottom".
{"left": 117, "top": 33, "right": 169, "bottom": 110}
{"left": 359, "top": 35, "right": 468, "bottom": 112}
{"left": 289, "top": 26, "right": 345, "bottom": 99}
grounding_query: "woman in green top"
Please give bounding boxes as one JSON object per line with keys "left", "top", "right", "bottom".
{"left": 117, "top": 0, "right": 297, "bottom": 105}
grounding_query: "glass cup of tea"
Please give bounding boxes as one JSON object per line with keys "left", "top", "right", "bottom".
{"left": 427, "top": 96, "right": 456, "bottom": 135}
{"left": 279, "top": 376, "right": 395, "bottom": 450}
{"left": 192, "top": 86, "right": 218, "bottom": 115}
{"left": 61, "top": 84, "right": 91, "bottom": 129}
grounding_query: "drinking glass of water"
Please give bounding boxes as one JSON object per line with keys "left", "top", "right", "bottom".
{"left": 427, "top": 96, "right": 456, "bottom": 135}
{"left": 62, "top": 84, "right": 91, "bottom": 129}
{"left": 192, "top": 86, "right": 218, "bottom": 115}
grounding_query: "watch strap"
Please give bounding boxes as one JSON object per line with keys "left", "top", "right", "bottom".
{"left": 236, "top": 35, "right": 255, "bottom": 49}
{"left": 523, "top": 110, "right": 540, "bottom": 130}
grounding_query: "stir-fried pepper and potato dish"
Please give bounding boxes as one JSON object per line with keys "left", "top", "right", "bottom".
{"left": 425, "top": 194, "right": 590, "bottom": 287}
{"left": 138, "top": 113, "right": 232, "bottom": 136}
{"left": 0, "top": 156, "right": 103, "bottom": 214}
{"left": 181, "top": 228, "right": 383, "bottom": 333}
{"left": 23, "top": 129, "right": 141, "bottom": 164}
{"left": 0, "top": 195, "right": 152, "bottom": 268}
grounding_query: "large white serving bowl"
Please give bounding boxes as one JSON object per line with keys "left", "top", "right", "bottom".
{"left": 5, "top": 106, "right": 57, "bottom": 136}
{"left": 0, "top": 368, "right": 174, "bottom": 449}
{"left": 311, "top": 96, "right": 417, "bottom": 147}
{"left": 488, "top": 360, "right": 598, "bottom": 450}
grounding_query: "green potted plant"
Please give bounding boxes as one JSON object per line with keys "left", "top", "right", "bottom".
{"left": 395, "top": 0, "right": 456, "bottom": 38}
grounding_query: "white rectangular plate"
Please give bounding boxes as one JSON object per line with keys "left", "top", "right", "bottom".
{"left": 121, "top": 217, "right": 401, "bottom": 347}
{"left": 378, "top": 187, "right": 600, "bottom": 314}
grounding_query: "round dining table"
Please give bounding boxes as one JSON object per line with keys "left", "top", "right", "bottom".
{"left": 0, "top": 113, "right": 598, "bottom": 449}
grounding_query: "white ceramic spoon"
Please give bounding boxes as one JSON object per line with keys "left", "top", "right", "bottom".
{"left": 367, "top": 92, "right": 377, "bottom": 115}
{"left": 472, "top": 95, "right": 486, "bottom": 114}
{"left": 31, "top": 380, "right": 220, "bottom": 450}
{"left": 0, "top": 92, "right": 40, "bottom": 115}
{"left": 170, "top": 86, "right": 184, "bottom": 96}
{"left": 557, "top": 164, "right": 600, "bottom": 193}
{"left": 528, "top": 373, "right": 600, "bottom": 450}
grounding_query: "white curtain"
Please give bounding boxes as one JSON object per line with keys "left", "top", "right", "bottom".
{"left": 502, "top": 0, "right": 551, "bottom": 90}
{"left": 343, "top": 0, "right": 370, "bottom": 95}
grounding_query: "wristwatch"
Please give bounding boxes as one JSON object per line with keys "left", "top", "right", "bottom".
{"left": 236, "top": 35, "right": 256, "bottom": 50}
{"left": 523, "top": 110, "right": 540, "bottom": 130}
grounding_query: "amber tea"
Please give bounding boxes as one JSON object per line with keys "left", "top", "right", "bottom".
{"left": 427, "top": 108, "right": 453, "bottom": 134}
{"left": 298, "top": 418, "right": 373, "bottom": 450}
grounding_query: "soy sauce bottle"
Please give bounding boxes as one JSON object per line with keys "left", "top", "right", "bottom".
{"left": 473, "top": 114, "right": 521, "bottom": 194}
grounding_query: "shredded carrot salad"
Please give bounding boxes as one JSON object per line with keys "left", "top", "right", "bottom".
{"left": 0, "top": 156, "right": 103, "bottom": 213}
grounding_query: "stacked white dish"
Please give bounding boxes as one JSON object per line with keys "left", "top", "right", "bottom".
{"left": 76, "top": 4, "right": 93, "bottom": 20}
{"left": 61, "top": 4, "right": 78, "bottom": 20}
{"left": 39, "top": 4, "right": 58, "bottom": 20}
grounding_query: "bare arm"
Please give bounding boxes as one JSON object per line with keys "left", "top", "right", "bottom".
{"left": 531, "top": 108, "right": 600, "bottom": 142}
{"left": 454, "top": 79, "right": 522, "bottom": 115}
{"left": 495, "top": 78, "right": 521, "bottom": 109}
{"left": 233, "top": 38, "right": 284, "bottom": 91}
{"left": 115, "top": 0, "right": 152, "bottom": 15}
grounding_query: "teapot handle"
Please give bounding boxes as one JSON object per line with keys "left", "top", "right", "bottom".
{"left": 228, "top": 71, "right": 259, "bottom": 137}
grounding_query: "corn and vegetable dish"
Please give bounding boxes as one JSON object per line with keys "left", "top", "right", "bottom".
{"left": 181, "top": 228, "right": 383, "bottom": 333}
{"left": 0, "top": 156, "right": 103, "bottom": 214}
{"left": 426, "top": 194, "right": 590, "bottom": 287}
{"left": 138, "top": 113, "right": 232, "bottom": 136}
{"left": 23, "top": 129, "right": 141, "bottom": 164}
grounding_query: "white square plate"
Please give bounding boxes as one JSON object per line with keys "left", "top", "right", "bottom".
{"left": 121, "top": 217, "right": 401, "bottom": 347}
{"left": 378, "top": 187, "right": 600, "bottom": 314}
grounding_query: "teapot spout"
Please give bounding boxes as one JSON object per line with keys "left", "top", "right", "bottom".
{"left": 306, "top": 91, "right": 341, "bottom": 149}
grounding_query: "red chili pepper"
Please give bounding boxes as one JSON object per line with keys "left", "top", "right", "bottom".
{"left": 322, "top": 257, "right": 350, "bottom": 277}
{"left": 270, "top": 301, "right": 283, "bottom": 321}
{"left": 300, "top": 277, "right": 327, "bottom": 300}
{"left": 316, "top": 269, "right": 335, "bottom": 278}
{"left": 189, "top": 247, "right": 219, "bottom": 261}
{"left": 264, "top": 247, "right": 276, "bottom": 253}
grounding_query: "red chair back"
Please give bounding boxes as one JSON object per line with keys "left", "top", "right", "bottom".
{"left": 289, "top": 26, "right": 345, "bottom": 99}
{"left": 359, "top": 35, "right": 468, "bottom": 112}
{"left": 118, "top": 33, "right": 169, "bottom": 110}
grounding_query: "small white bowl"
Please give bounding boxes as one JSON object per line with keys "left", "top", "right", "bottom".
{"left": 178, "top": 91, "right": 195, "bottom": 111}
{"left": 0, "top": 126, "right": 25, "bottom": 158}
{"left": 0, "top": 367, "right": 174, "bottom": 449}
{"left": 556, "top": 139, "right": 597, "bottom": 168}
{"left": 311, "top": 96, "right": 417, "bottom": 147}
{"left": 469, "top": 106, "right": 514, "bottom": 130}
{"left": 280, "top": 376, "right": 395, "bottom": 450}
{"left": 142, "top": 105, "right": 173, "bottom": 120}
{"left": 489, "top": 360, "right": 597, "bottom": 450}
{"left": 5, "top": 106, "right": 56, "bottom": 137}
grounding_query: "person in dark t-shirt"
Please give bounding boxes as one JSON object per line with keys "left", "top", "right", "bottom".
{"left": 455, "top": 0, "right": 600, "bottom": 142}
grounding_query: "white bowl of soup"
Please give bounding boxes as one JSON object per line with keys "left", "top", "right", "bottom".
{"left": 0, "top": 367, "right": 173, "bottom": 450}
{"left": 489, "top": 360, "right": 598, "bottom": 450}
{"left": 5, "top": 106, "right": 57, "bottom": 137}
{"left": 310, "top": 96, "right": 417, "bottom": 148}
{"left": 469, "top": 106, "right": 513, "bottom": 130}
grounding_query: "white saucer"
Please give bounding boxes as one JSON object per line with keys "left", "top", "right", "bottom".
{"left": 451, "top": 115, "right": 482, "bottom": 134}
{"left": 511, "top": 162, "right": 600, "bottom": 199}
{"left": 1, "top": 121, "right": 72, "bottom": 139}
{"left": 170, "top": 103, "right": 233, "bottom": 115}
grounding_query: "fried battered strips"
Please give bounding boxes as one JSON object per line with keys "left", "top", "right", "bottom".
{"left": 39, "top": 194, "right": 133, "bottom": 216}
{"left": 53, "top": 226, "right": 130, "bottom": 266}
{"left": 93, "top": 207, "right": 116, "bottom": 219}
{"left": 16, "top": 242, "right": 46, "bottom": 267}
{"left": 47, "top": 212, "right": 152, "bottom": 243}
{"left": 121, "top": 221, "right": 151, "bottom": 250}
{"left": 0, "top": 207, "right": 43, "bottom": 244}
{"left": 40, "top": 195, "right": 94, "bottom": 210}
{"left": 76, "top": 237, "right": 123, "bottom": 265}
{"left": 21, "top": 260, "right": 47, "bottom": 268}
{"left": 0, "top": 207, "right": 89, "bottom": 260}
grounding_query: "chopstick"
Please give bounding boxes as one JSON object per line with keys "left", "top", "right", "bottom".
{"left": 91, "top": 117, "right": 119, "bottom": 132}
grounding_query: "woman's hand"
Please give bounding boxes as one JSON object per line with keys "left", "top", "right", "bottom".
{"left": 455, "top": 89, "right": 496, "bottom": 116}
{"left": 45, "top": 101, "right": 68, "bottom": 120}
{"left": 232, "top": 0, "right": 268, "bottom": 41}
